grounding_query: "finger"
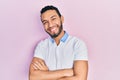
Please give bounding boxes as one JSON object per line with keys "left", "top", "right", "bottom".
{"left": 35, "top": 61, "right": 48, "bottom": 71}
{"left": 32, "top": 62, "right": 41, "bottom": 70}
{"left": 39, "top": 61, "right": 45, "bottom": 66}
{"left": 32, "top": 65, "right": 38, "bottom": 70}
{"left": 33, "top": 61, "right": 46, "bottom": 70}
{"left": 32, "top": 58, "right": 49, "bottom": 70}
{"left": 33, "top": 58, "right": 45, "bottom": 67}
{"left": 34, "top": 58, "right": 47, "bottom": 67}
{"left": 31, "top": 63, "right": 38, "bottom": 70}
{"left": 35, "top": 61, "right": 42, "bottom": 68}
{"left": 39, "top": 62, "right": 48, "bottom": 70}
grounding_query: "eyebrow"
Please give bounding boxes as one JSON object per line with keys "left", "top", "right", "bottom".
{"left": 41, "top": 19, "right": 47, "bottom": 23}
{"left": 50, "top": 15, "right": 57, "bottom": 18}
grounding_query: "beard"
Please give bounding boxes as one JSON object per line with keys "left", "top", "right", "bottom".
{"left": 45, "top": 22, "right": 63, "bottom": 38}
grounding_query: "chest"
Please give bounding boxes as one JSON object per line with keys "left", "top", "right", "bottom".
{"left": 44, "top": 43, "right": 75, "bottom": 70}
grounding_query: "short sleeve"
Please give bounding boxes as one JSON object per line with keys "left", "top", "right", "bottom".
{"left": 74, "top": 39, "right": 88, "bottom": 61}
{"left": 34, "top": 41, "right": 45, "bottom": 60}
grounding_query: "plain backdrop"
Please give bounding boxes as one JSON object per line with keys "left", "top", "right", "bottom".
{"left": 0, "top": 0, "right": 120, "bottom": 80}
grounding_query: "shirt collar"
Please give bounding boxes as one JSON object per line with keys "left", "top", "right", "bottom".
{"left": 50, "top": 31, "right": 69, "bottom": 43}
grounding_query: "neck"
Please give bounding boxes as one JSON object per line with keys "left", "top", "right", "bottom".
{"left": 54, "top": 30, "right": 64, "bottom": 45}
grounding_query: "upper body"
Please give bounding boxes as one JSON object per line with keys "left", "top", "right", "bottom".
{"left": 29, "top": 5, "right": 88, "bottom": 80}
{"left": 34, "top": 32, "right": 88, "bottom": 71}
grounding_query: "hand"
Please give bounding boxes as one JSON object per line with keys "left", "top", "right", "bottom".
{"left": 31, "top": 57, "right": 49, "bottom": 71}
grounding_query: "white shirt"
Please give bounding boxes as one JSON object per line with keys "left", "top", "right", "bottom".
{"left": 34, "top": 32, "right": 88, "bottom": 70}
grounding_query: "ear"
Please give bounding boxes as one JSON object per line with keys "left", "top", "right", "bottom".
{"left": 61, "top": 16, "right": 64, "bottom": 24}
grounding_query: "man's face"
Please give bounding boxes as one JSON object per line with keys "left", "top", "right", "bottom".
{"left": 41, "top": 10, "right": 64, "bottom": 38}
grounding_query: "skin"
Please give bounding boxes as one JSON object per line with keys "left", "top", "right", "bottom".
{"left": 29, "top": 10, "right": 88, "bottom": 80}
{"left": 41, "top": 10, "right": 64, "bottom": 45}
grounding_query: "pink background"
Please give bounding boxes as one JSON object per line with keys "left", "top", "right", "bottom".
{"left": 0, "top": 0, "right": 120, "bottom": 80}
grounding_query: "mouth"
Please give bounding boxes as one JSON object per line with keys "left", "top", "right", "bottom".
{"left": 49, "top": 27, "right": 57, "bottom": 33}
{"left": 46, "top": 23, "right": 63, "bottom": 38}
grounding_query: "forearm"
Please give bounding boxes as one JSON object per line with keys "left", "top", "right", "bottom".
{"left": 58, "top": 76, "right": 77, "bottom": 80}
{"left": 29, "top": 69, "right": 73, "bottom": 80}
{"left": 58, "top": 76, "right": 87, "bottom": 80}
{"left": 58, "top": 61, "right": 88, "bottom": 80}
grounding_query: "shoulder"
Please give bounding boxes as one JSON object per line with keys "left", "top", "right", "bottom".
{"left": 68, "top": 36, "right": 87, "bottom": 48}
{"left": 36, "top": 38, "right": 50, "bottom": 48}
{"left": 69, "top": 36, "right": 86, "bottom": 44}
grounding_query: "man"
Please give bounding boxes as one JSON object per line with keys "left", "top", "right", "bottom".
{"left": 29, "top": 5, "right": 88, "bottom": 80}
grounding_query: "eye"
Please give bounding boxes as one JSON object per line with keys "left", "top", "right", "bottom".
{"left": 52, "top": 18, "right": 56, "bottom": 20}
{"left": 43, "top": 21, "right": 48, "bottom": 25}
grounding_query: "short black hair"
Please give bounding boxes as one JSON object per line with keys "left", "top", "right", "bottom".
{"left": 40, "top": 5, "right": 61, "bottom": 17}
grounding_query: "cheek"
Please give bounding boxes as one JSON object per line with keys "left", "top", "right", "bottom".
{"left": 44, "top": 24, "right": 48, "bottom": 30}
{"left": 54, "top": 21, "right": 61, "bottom": 27}
{"left": 53, "top": 19, "right": 60, "bottom": 24}
{"left": 57, "top": 19, "right": 62, "bottom": 25}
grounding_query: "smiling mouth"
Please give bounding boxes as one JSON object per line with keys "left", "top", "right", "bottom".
{"left": 49, "top": 27, "right": 57, "bottom": 33}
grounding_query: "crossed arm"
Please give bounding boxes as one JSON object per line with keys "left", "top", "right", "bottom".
{"left": 29, "top": 57, "right": 88, "bottom": 80}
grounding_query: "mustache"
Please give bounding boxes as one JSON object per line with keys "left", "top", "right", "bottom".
{"left": 47, "top": 26, "right": 57, "bottom": 31}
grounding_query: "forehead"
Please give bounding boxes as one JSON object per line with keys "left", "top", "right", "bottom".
{"left": 41, "top": 10, "right": 59, "bottom": 20}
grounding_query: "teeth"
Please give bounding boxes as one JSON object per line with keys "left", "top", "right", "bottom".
{"left": 51, "top": 27, "right": 56, "bottom": 32}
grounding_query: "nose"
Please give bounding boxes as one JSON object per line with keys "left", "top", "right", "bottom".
{"left": 48, "top": 21, "right": 53, "bottom": 28}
